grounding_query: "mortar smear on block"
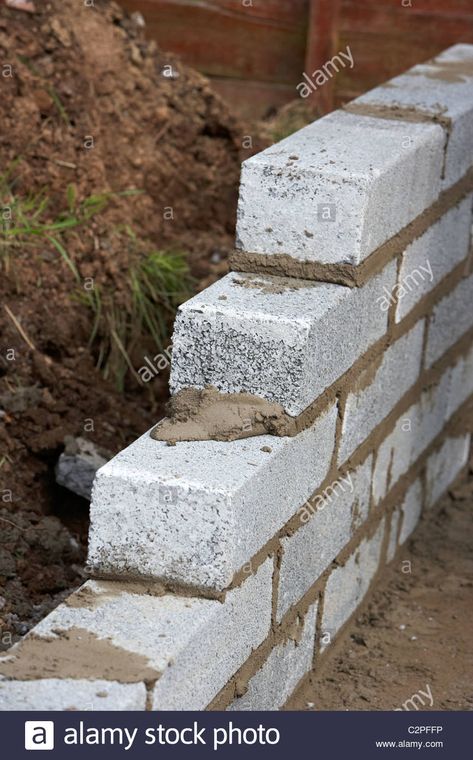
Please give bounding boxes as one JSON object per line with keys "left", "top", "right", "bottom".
{"left": 151, "top": 386, "right": 295, "bottom": 444}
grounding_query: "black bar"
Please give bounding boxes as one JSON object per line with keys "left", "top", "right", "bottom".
{"left": 2, "top": 710, "right": 471, "bottom": 759}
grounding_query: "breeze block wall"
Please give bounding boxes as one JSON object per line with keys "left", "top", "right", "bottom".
{"left": 1, "top": 44, "right": 472, "bottom": 711}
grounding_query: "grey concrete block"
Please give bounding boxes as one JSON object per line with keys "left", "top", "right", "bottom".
{"left": 426, "top": 435, "right": 471, "bottom": 508}
{"left": 321, "top": 520, "right": 385, "bottom": 650}
{"left": 399, "top": 479, "right": 423, "bottom": 544}
{"left": 425, "top": 273, "right": 473, "bottom": 368}
{"left": 0, "top": 580, "right": 219, "bottom": 684}
{"left": 0, "top": 563, "right": 272, "bottom": 711}
{"left": 88, "top": 405, "right": 336, "bottom": 591}
{"left": 170, "top": 265, "right": 396, "bottom": 416}
{"left": 372, "top": 437, "right": 394, "bottom": 508}
{"left": 372, "top": 364, "right": 453, "bottom": 504}
{"left": 277, "top": 456, "right": 373, "bottom": 620}
{"left": 395, "top": 196, "right": 472, "bottom": 323}
{"left": 0, "top": 679, "right": 146, "bottom": 711}
{"left": 339, "top": 321, "right": 425, "bottom": 463}
{"left": 447, "top": 344, "right": 473, "bottom": 417}
{"left": 228, "top": 602, "right": 317, "bottom": 711}
{"left": 348, "top": 44, "right": 473, "bottom": 189}
{"left": 413, "top": 366, "right": 453, "bottom": 460}
{"left": 387, "top": 509, "right": 401, "bottom": 563}
{"left": 152, "top": 559, "right": 273, "bottom": 710}
{"left": 236, "top": 110, "right": 444, "bottom": 266}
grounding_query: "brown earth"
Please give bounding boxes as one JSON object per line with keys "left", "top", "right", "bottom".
{"left": 0, "top": 0, "right": 256, "bottom": 647}
{"left": 289, "top": 458, "right": 473, "bottom": 711}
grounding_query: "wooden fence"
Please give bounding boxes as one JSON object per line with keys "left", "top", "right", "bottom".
{"left": 120, "top": 0, "right": 473, "bottom": 118}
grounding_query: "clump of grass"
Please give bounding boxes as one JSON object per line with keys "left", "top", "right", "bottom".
{"left": 0, "top": 166, "right": 121, "bottom": 275}
{"left": 1, "top": 168, "right": 140, "bottom": 259}
{"left": 1, "top": 164, "right": 193, "bottom": 392}
{"left": 82, "top": 245, "right": 192, "bottom": 392}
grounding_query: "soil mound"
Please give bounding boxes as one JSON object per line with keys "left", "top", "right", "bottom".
{"left": 0, "top": 0, "right": 244, "bottom": 644}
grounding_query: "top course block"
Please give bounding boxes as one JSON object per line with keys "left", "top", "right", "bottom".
{"left": 236, "top": 109, "right": 444, "bottom": 267}
{"left": 348, "top": 44, "right": 473, "bottom": 191}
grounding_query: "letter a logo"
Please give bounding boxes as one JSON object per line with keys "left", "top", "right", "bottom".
{"left": 24, "top": 721, "right": 55, "bottom": 750}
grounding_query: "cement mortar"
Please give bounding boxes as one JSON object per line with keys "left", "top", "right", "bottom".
{"left": 151, "top": 386, "right": 295, "bottom": 444}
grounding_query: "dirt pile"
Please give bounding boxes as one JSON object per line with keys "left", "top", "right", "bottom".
{"left": 0, "top": 0, "right": 243, "bottom": 264}
{"left": 0, "top": 0, "right": 245, "bottom": 643}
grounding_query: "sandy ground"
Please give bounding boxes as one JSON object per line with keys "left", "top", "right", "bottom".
{"left": 289, "top": 458, "right": 473, "bottom": 711}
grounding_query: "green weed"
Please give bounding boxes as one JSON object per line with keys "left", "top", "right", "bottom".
{"left": 0, "top": 170, "right": 116, "bottom": 271}
{"left": 81, "top": 247, "right": 192, "bottom": 393}
{"left": 0, "top": 164, "right": 192, "bottom": 392}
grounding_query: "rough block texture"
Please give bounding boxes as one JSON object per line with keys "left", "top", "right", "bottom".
{"left": 425, "top": 273, "right": 473, "bottom": 368}
{"left": 170, "top": 265, "right": 396, "bottom": 416}
{"left": 0, "top": 680, "right": 146, "bottom": 711}
{"left": 236, "top": 110, "right": 444, "bottom": 266}
{"left": 88, "top": 406, "right": 336, "bottom": 590}
{"left": 0, "top": 562, "right": 272, "bottom": 712}
{"left": 339, "top": 321, "right": 425, "bottom": 463}
{"left": 277, "top": 456, "right": 372, "bottom": 620}
{"left": 372, "top": 439, "right": 393, "bottom": 509}
{"left": 321, "top": 521, "right": 385, "bottom": 650}
{"left": 413, "top": 367, "right": 453, "bottom": 461}
{"left": 447, "top": 344, "right": 473, "bottom": 417}
{"left": 387, "top": 510, "right": 401, "bottom": 564}
{"left": 228, "top": 602, "right": 317, "bottom": 711}
{"left": 152, "top": 560, "right": 273, "bottom": 710}
{"left": 395, "top": 196, "right": 472, "bottom": 322}
{"left": 399, "top": 479, "right": 423, "bottom": 545}
{"left": 349, "top": 45, "right": 473, "bottom": 189}
{"left": 372, "top": 364, "right": 453, "bottom": 505}
{"left": 426, "top": 435, "right": 471, "bottom": 508}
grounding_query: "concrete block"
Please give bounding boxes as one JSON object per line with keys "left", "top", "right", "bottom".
{"left": 236, "top": 109, "right": 444, "bottom": 266}
{"left": 372, "top": 440, "right": 393, "bottom": 508}
{"left": 339, "top": 321, "right": 425, "bottom": 463}
{"left": 228, "top": 602, "right": 317, "bottom": 711}
{"left": 399, "top": 479, "right": 423, "bottom": 544}
{"left": 321, "top": 520, "right": 385, "bottom": 650}
{"left": 425, "top": 273, "right": 473, "bottom": 367}
{"left": 0, "top": 580, "right": 219, "bottom": 685}
{"left": 395, "top": 196, "right": 472, "bottom": 322}
{"left": 387, "top": 509, "right": 401, "bottom": 563}
{"left": 152, "top": 560, "right": 273, "bottom": 710}
{"left": 372, "top": 413, "right": 417, "bottom": 508}
{"left": 413, "top": 367, "right": 453, "bottom": 460}
{"left": 170, "top": 265, "right": 396, "bottom": 416}
{"left": 372, "top": 365, "right": 452, "bottom": 505}
{"left": 0, "top": 563, "right": 272, "bottom": 711}
{"left": 88, "top": 405, "right": 336, "bottom": 591}
{"left": 347, "top": 44, "right": 473, "bottom": 189}
{"left": 0, "top": 679, "right": 146, "bottom": 711}
{"left": 447, "top": 344, "right": 473, "bottom": 417}
{"left": 277, "top": 456, "right": 373, "bottom": 620}
{"left": 426, "top": 435, "right": 470, "bottom": 508}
